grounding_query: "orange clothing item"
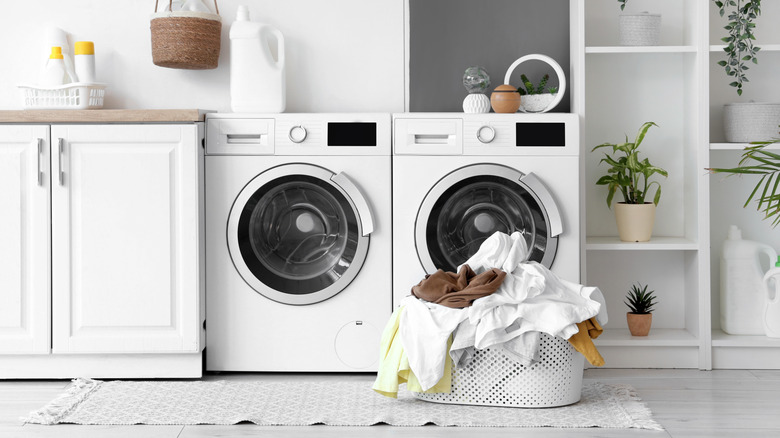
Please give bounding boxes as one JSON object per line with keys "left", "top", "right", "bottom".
{"left": 567, "top": 318, "right": 605, "bottom": 366}
{"left": 411, "top": 265, "right": 507, "bottom": 308}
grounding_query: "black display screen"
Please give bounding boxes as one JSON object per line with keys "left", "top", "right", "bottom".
{"left": 515, "top": 122, "right": 566, "bottom": 147}
{"left": 327, "top": 122, "right": 377, "bottom": 146}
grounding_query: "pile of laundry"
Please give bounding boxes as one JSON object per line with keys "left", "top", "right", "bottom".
{"left": 373, "top": 231, "right": 608, "bottom": 398}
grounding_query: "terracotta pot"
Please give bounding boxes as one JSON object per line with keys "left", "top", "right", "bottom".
{"left": 614, "top": 202, "right": 655, "bottom": 242}
{"left": 490, "top": 84, "right": 521, "bottom": 113}
{"left": 627, "top": 312, "right": 652, "bottom": 336}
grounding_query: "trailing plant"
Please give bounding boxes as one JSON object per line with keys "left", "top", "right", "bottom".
{"left": 618, "top": 0, "right": 628, "bottom": 11}
{"left": 714, "top": 0, "right": 762, "bottom": 96}
{"left": 517, "top": 74, "right": 557, "bottom": 96}
{"left": 707, "top": 137, "right": 780, "bottom": 227}
{"left": 625, "top": 283, "right": 657, "bottom": 314}
{"left": 592, "top": 122, "right": 668, "bottom": 208}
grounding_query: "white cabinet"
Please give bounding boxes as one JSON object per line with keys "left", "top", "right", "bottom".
{"left": 0, "top": 121, "right": 204, "bottom": 377}
{"left": 0, "top": 126, "right": 50, "bottom": 355}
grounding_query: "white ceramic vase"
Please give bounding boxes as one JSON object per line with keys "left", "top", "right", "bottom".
{"left": 614, "top": 202, "right": 655, "bottom": 242}
{"left": 463, "top": 93, "right": 491, "bottom": 113}
{"left": 619, "top": 12, "right": 661, "bottom": 46}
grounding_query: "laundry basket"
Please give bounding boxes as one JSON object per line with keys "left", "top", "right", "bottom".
{"left": 413, "top": 333, "right": 584, "bottom": 407}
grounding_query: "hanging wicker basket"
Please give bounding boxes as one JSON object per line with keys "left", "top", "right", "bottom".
{"left": 150, "top": 0, "right": 222, "bottom": 70}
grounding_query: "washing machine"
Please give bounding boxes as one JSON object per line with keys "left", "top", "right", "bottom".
{"left": 392, "top": 112, "right": 580, "bottom": 306}
{"left": 205, "top": 113, "right": 391, "bottom": 371}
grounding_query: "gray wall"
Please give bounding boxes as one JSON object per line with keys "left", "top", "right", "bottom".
{"left": 410, "top": 0, "right": 570, "bottom": 112}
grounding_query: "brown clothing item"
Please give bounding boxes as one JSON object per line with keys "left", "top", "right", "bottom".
{"left": 411, "top": 265, "right": 507, "bottom": 308}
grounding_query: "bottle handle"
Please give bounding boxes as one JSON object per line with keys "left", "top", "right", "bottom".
{"left": 264, "top": 27, "right": 285, "bottom": 68}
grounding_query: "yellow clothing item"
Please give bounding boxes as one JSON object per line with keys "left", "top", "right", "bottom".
{"left": 372, "top": 306, "right": 452, "bottom": 398}
{"left": 567, "top": 318, "right": 605, "bottom": 366}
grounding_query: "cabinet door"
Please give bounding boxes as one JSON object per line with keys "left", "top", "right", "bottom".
{"left": 0, "top": 125, "right": 50, "bottom": 354}
{"left": 51, "top": 125, "right": 200, "bottom": 353}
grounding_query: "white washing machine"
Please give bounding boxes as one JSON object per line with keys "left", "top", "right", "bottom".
{"left": 205, "top": 113, "right": 391, "bottom": 371}
{"left": 392, "top": 113, "right": 580, "bottom": 307}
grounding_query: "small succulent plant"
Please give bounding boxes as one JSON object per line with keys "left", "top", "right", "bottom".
{"left": 517, "top": 74, "right": 558, "bottom": 96}
{"left": 625, "top": 283, "right": 657, "bottom": 314}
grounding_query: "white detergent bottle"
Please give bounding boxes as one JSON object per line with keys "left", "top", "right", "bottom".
{"left": 720, "top": 225, "right": 778, "bottom": 335}
{"left": 230, "top": 5, "right": 286, "bottom": 113}
{"left": 762, "top": 256, "right": 780, "bottom": 338}
{"left": 39, "top": 47, "right": 70, "bottom": 87}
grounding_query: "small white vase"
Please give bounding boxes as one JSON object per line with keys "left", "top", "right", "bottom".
{"left": 519, "top": 93, "right": 556, "bottom": 113}
{"left": 619, "top": 12, "right": 661, "bottom": 46}
{"left": 463, "top": 93, "right": 491, "bottom": 113}
{"left": 614, "top": 202, "right": 655, "bottom": 242}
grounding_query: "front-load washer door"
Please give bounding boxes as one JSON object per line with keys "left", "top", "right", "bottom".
{"left": 415, "top": 163, "right": 562, "bottom": 273}
{"left": 228, "top": 163, "right": 373, "bottom": 305}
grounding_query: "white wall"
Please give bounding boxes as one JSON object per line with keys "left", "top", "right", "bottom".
{"left": 0, "top": 0, "right": 405, "bottom": 113}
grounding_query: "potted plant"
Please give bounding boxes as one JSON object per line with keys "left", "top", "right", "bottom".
{"left": 625, "top": 283, "right": 657, "bottom": 336}
{"left": 707, "top": 136, "right": 780, "bottom": 227}
{"left": 617, "top": 0, "right": 661, "bottom": 46}
{"left": 713, "top": 0, "right": 762, "bottom": 96}
{"left": 592, "top": 122, "right": 668, "bottom": 242}
{"left": 516, "top": 73, "right": 558, "bottom": 113}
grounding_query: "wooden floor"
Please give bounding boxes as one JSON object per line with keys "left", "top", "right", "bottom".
{"left": 1, "top": 369, "right": 779, "bottom": 437}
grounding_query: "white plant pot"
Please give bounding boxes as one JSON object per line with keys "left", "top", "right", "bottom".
{"left": 619, "top": 12, "right": 661, "bottom": 46}
{"left": 614, "top": 202, "right": 655, "bottom": 242}
{"left": 463, "top": 93, "right": 491, "bottom": 113}
{"left": 723, "top": 102, "right": 780, "bottom": 143}
{"left": 519, "top": 93, "right": 556, "bottom": 113}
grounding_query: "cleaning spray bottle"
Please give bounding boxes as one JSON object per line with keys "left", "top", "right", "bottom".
{"left": 721, "top": 225, "right": 778, "bottom": 335}
{"left": 762, "top": 256, "right": 780, "bottom": 338}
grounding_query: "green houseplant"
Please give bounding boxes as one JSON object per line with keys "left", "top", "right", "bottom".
{"left": 516, "top": 74, "right": 558, "bottom": 113}
{"left": 592, "top": 122, "right": 668, "bottom": 242}
{"left": 625, "top": 283, "right": 657, "bottom": 336}
{"left": 713, "top": 0, "right": 762, "bottom": 96}
{"left": 707, "top": 137, "right": 780, "bottom": 227}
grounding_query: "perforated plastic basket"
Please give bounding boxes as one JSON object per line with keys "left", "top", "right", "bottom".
{"left": 18, "top": 83, "right": 106, "bottom": 110}
{"left": 413, "top": 333, "right": 584, "bottom": 407}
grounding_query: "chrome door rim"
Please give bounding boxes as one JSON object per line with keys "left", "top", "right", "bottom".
{"left": 415, "top": 163, "right": 560, "bottom": 274}
{"left": 227, "top": 163, "right": 370, "bottom": 305}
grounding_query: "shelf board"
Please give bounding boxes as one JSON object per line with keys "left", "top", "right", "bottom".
{"left": 711, "top": 330, "right": 780, "bottom": 348}
{"left": 710, "top": 44, "right": 780, "bottom": 52}
{"left": 595, "top": 328, "right": 699, "bottom": 347}
{"left": 585, "top": 236, "right": 698, "bottom": 250}
{"left": 586, "top": 45, "right": 697, "bottom": 54}
{"left": 710, "top": 142, "right": 780, "bottom": 151}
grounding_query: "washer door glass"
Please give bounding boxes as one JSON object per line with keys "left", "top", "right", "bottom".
{"left": 228, "top": 165, "right": 369, "bottom": 305}
{"left": 417, "top": 165, "right": 559, "bottom": 273}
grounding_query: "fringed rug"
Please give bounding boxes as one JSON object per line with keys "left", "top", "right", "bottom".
{"left": 24, "top": 378, "right": 662, "bottom": 430}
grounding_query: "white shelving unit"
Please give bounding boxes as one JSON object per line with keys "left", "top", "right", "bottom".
{"left": 578, "top": 0, "right": 780, "bottom": 369}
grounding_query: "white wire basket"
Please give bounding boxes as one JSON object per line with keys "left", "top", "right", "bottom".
{"left": 18, "top": 83, "right": 106, "bottom": 110}
{"left": 413, "top": 333, "right": 584, "bottom": 408}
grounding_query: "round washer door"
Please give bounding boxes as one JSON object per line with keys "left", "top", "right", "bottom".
{"left": 228, "top": 163, "right": 372, "bottom": 305}
{"left": 415, "top": 163, "right": 562, "bottom": 273}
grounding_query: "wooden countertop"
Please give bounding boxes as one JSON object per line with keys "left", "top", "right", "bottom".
{"left": 0, "top": 109, "right": 212, "bottom": 123}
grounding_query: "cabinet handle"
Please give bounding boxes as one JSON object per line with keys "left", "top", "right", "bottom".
{"left": 57, "top": 138, "right": 64, "bottom": 186}
{"left": 36, "top": 138, "right": 43, "bottom": 186}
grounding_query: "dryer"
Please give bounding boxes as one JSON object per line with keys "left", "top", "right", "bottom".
{"left": 392, "top": 113, "right": 580, "bottom": 306}
{"left": 205, "top": 113, "right": 391, "bottom": 371}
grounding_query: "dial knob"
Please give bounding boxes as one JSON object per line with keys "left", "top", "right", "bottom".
{"left": 289, "top": 125, "right": 308, "bottom": 143}
{"left": 477, "top": 125, "right": 496, "bottom": 143}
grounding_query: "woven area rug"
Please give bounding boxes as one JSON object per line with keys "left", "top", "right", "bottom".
{"left": 24, "top": 378, "right": 662, "bottom": 429}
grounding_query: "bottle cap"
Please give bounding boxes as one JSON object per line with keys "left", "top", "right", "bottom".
{"left": 49, "top": 46, "right": 64, "bottom": 59}
{"left": 74, "top": 41, "right": 94, "bottom": 55}
{"left": 236, "top": 5, "right": 250, "bottom": 21}
{"left": 727, "top": 225, "right": 742, "bottom": 240}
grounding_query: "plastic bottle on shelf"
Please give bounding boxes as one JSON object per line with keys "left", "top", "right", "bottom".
{"left": 230, "top": 5, "right": 286, "bottom": 113}
{"left": 720, "top": 225, "right": 778, "bottom": 335}
{"left": 762, "top": 256, "right": 780, "bottom": 338}
{"left": 45, "top": 27, "right": 78, "bottom": 83}
{"left": 74, "top": 41, "right": 96, "bottom": 83}
{"left": 39, "top": 47, "right": 71, "bottom": 87}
